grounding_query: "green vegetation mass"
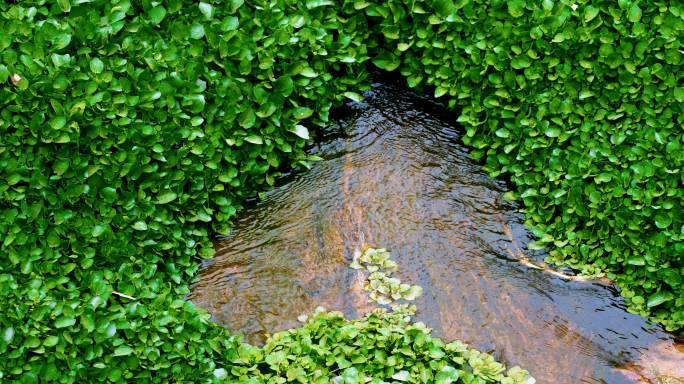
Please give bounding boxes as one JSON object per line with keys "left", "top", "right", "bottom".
{"left": 0, "top": 0, "right": 681, "bottom": 382}
{"left": 228, "top": 308, "right": 533, "bottom": 384}
{"left": 376, "top": 0, "right": 683, "bottom": 329}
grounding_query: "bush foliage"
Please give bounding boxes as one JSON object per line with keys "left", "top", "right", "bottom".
{"left": 370, "top": 0, "right": 683, "bottom": 330}
{"left": 0, "top": 0, "right": 372, "bottom": 381}
{"left": 0, "top": 0, "right": 681, "bottom": 382}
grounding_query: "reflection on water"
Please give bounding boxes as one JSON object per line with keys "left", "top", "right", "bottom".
{"left": 189, "top": 85, "right": 684, "bottom": 384}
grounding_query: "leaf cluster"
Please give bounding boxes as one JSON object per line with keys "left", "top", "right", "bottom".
{"left": 1, "top": 0, "right": 682, "bottom": 381}
{"left": 351, "top": 248, "right": 424, "bottom": 305}
{"left": 0, "top": 0, "right": 372, "bottom": 381}
{"left": 364, "top": 0, "right": 684, "bottom": 331}
{"left": 227, "top": 308, "right": 534, "bottom": 384}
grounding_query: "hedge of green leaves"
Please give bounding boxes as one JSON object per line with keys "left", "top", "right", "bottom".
{"left": 0, "top": 0, "right": 681, "bottom": 382}
{"left": 0, "top": 0, "right": 375, "bottom": 381}
{"left": 367, "top": 0, "right": 683, "bottom": 331}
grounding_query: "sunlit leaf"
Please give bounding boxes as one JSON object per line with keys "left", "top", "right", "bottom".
{"left": 289, "top": 125, "right": 310, "bottom": 139}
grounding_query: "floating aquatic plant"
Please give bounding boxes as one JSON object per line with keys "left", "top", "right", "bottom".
{"left": 351, "top": 247, "right": 424, "bottom": 305}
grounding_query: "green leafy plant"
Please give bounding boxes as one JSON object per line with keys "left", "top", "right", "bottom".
{"left": 222, "top": 251, "right": 534, "bottom": 384}
{"left": 1, "top": 0, "right": 682, "bottom": 382}
{"left": 351, "top": 247, "right": 424, "bottom": 305}
{"left": 226, "top": 308, "right": 534, "bottom": 384}
{"left": 0, "top": 0, "right": 373, "bottom": 381}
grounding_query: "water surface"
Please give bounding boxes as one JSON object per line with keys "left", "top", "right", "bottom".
{"left": 190, "top": 85, "right": 684, "bottom": 383}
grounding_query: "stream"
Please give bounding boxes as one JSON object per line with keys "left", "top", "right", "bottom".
{"left": 189, "top": 85, "right": 684, "bottom": 383}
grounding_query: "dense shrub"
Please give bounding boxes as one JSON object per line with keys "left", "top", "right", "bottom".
{"left": 0, "top": 0, "right": 681, "bottom": 382}
{"left": 368, "top": 0, "right": 683, "bottom": 331}
{"left": 0, "top": 0, "right": 373, "bottom": 381}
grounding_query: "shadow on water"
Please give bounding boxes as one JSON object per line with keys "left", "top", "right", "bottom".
{"left": 189, "top": 84, "right": 684, "bottom": 384}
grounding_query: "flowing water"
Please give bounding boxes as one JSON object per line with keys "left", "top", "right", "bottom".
{"left": 189, "top": 85, "right": 684, "bottom": 384}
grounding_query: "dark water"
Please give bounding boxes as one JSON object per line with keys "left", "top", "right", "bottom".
{"left": 189, "top": 85, "right": 684, "bottom": 384}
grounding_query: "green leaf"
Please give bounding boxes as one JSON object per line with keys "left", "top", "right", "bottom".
{"left": 55, "top": 316, "right": 76, "bottom": 329}
{"left": 293, "top": 107, "right": 314, "bottom": 120}
{"left": 434, "top": 86, "right": 448, "bottom": 98}
{"left": 397, "top": 42, "right": 412, "bottom": 52}
{"left": 132, "top": 221, "right": 148, "bottom": 231}
{"left": 222, "top": 16, "right": 239, "bottom": 31}
{"left": 655, "top": 213, "right": 672, "bottom": 228}
{"left": 407, "top": 75, "right": 423, "bottom": 88}
{"left": 57, "top": 0, "right": 71, "bottom": 12}
{"left": 584, "top": 6, "right": 600, "bottom": 22}
{"left": 3, "top": 327, "right": 14, "bottom": 343}
{"left": 239, "top": 109, "right": 256, "bottom": 128}
{"left": 101, "top": 187, "right": 117, "bottom": 201}
{"left": 306, "top": 0, "right": 333, "bottom": 9}
{"left": 507, "top": 0, "right": 524, "bottom": 17}
{"left": 436, "top": 366, "right": 459, "bottom": 384}
{"left": 228, "top": 0, "right": 244, "bottom": 13}
{"left": 113, "top": 346, "right": 133, "bottom": 356}
{"left": 103, "top": 323, "right": 117, "bottom": 338}
{"left": 674, "top": 87, "right": 684, "bottom": 102}
{"left": 544, "top": 127, "right": 561, "bottom": 138}
{"left": 433, "top": 0, "right": 456, "bottom": 17}
{"left": 256, "top": 103, "right": 276, "bottom": 118}
{"left": 52, "top": 33, "right": 72, "bottom": 50}
{"left": 199, "top": 2, "right": 213, "bottom": 19}
{"left": 354, "top": 1, "right": 370, "bottom": 9}
{"left": 392, "top": 371, "right": 410, "bottom": 382}
{"left": 628, "top": 3, "right": 642, "bottom": 22}
{"left": 274, "top": 76, "right": 294, "bottom": 97}
{"left": 289, "top": 125, "right": 310, "bottom": 140}
{"left": 51, "top": 53, "right": 71, "bottom": 67}
{"left": 647, "top": 292, "right": 673, "bottom": 308}
{"left": 148, "top": 6, "right": 167, "bottom": 25}
{"left": 341, "top": 367, "right": 359, "bottom": 382}
{"left": 495, "top": 128, "right": 510, "bottom": 138}
{"left": 44, "top": 336, "right": 59, "bottom": 347}
{"left": 190, "top": 24, "right": 205, "bottom": 39}
{"left": 299, "top": 67, "right": 318, "bottom": 78}
{"left": 372, "top": 52, "right": 401, "bottom": 71}
{"left": 90, "top": 58, "right": 104, "bottom": 74}
{"left": 54, "top": 159, "right": 69, "bottom": 175}
{"left": 191, "top": 116, "right": 204, "bottom": 126}
{"left": 213, "top": 368, "right": 227, "bottom": 379}
{"left": 0, "top": 65, "right": 8, "bottom": 83}
{"left": 579, "top": 90, "right": 594, "bottom": 99}
{"left": 245, "top": 135, "right": 263, "bottom": 145}
{"left": 157, "top": 192, "right": 178, "bottom": 204}
{"left": 627, "top": 256, "right": 645, "bottom": 266}
{"left": 343, "top": 92, "right": 363, "bottom": 102}
{"left": 404, "top": 285, "right": 423, "bottom": 300}
{"left": 511, "top": 56, "right": 531, "bottom": 69}
{"left": 92, "top": 224, "right": 106, "bottom": 237}
{"left": 49, "top": 116, "right": 67, "bottom": 130}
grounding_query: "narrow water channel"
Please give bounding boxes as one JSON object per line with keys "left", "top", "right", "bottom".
{"left": 189, "top": 85, "right": 684, "bottom": 384}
